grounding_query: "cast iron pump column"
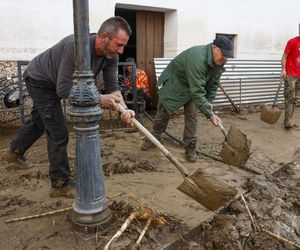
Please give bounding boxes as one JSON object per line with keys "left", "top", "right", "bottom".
{"left": 68, "top": 0, "right": 112, "bottom": 232}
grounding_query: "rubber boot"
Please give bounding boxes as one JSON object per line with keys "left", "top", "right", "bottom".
{"left": 50, "top": 177, "right": 75, "bottom": 199}
{"left": 141, "top": 135, "right": 161, "bottom": 151}
{"left": 284, "top": 102, "right": 294, "bottom": 129}
{"left": 141, "top": 138, "right": 156, "bottom": 150}
{"left": 291, "top": 103, "right": 299, "bottom": 128}
{"left": 185, "top": 143, "right": 197, "bottom": 162}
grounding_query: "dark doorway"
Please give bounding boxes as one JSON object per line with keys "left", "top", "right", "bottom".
{"left": 115, "top": 8, "right": 164, "bottom": 107}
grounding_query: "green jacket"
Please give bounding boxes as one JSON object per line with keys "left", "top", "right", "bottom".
{"left": 158, "top": 44, "right": 225, "bottom": 118}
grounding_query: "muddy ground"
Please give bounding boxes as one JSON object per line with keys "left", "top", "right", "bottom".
{"left": 0, "top": 108, "right": 299, "bottom": 249}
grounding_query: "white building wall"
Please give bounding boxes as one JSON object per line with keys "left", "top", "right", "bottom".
{"left": 0, "top": 0, "right": 299, "bottom": 60}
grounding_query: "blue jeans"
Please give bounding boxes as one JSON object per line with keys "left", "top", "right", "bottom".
{"left": 11, "top": 75, "right": 70, "bottom": 184}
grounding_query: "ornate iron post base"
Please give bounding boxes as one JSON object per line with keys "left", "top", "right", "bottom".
{"left": 69, "top": 81, "right": 112, "bottom": 233}
{"left": 71, "top": 203, "right": 112, "bottom": 233}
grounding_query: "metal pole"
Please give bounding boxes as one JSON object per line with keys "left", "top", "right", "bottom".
{"left": 17, "top": 61, "right": 27, "bottom": 125}
{"left": 218, "top": 84, "right": 239, "bottom": 113}
{"left": 239, "top": 78, "right": 242, "bottom": 111}
{"left": 69, "top": 0, "right": 111, "bottom": 233}
{"left": 131, "top": 62, "right": 139, "bottom": 119}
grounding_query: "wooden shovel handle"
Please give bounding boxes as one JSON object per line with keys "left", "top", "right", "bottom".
{"left": 272, "top": 80, "right": 283, "bottom": 108}
{"left": 116, "top": 104, "right": 190, "bottom": 177}
{"left": 217, "top": 122, "right": 228, "bottom": 138}
{"left": 219, "top": 84, "right": 240, "bottom": 113}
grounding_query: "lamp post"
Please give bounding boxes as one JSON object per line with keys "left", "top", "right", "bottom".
{"left": 68, "top": 0, "right": 112, "bottom": 233}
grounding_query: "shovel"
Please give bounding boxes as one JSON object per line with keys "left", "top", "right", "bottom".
{"left": 117, "top": 104, "right": 237, "bottom": 211}
{"left": 219, "top": 84, "right": 240, "bottom": 113}
{"left": 260, "top": 80, "right": 283, "bottom": 124}
{"left": 218, "top": 122, "right": 251, "bottom": 167}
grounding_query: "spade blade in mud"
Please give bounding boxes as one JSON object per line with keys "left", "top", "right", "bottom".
{"left": 260, "top": 105, "right": 282, "bottom": 124}
{"left": 220, "top": 126, "right": 251, "bottom": 167}
{"left": 177, "top": 169, "right": 238, "bottom": 211}
{"left": 119, "top": 109, "right": 238, "bottom": 212}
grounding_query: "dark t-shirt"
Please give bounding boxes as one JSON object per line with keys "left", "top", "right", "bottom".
{"left": 26, "top": 34, "right": 119, "bottom": 99}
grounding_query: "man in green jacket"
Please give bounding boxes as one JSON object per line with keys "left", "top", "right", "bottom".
{"left": 142, "top": 35, "right": 233, "bottom": 162}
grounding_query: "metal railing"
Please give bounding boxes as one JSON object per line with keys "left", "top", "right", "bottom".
{"left": 154, "top": 58, "right": 283, "bottom": 110}
{"left": 1, "top": 61, "right": 143, "bottom": 126}
{"left": 17, "top": 61, "right": 30, "bottom": 124}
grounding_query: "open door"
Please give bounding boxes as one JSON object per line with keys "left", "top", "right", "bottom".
{"left": 136, "top": 11, "right": 164, "bottom": 106}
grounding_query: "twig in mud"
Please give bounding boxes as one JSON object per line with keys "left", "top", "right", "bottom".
{"left": 104, "top": 196, "right": 168, "bottom": 249}
{"left": 240, "top": 194, "right": 260, "bottom": 232}
{"left": 178, "top": 235, "right": 199, "bottom": 249}
{"left": 262, "top": 228, "right": 300, "bottom": 249}
{"left": 241, "top": 194, "right": 300, "bottom": 249}
{"left": 5, "top": 192, "right": 125, "bottom": 223}
{"left": 128, "top": 195, "right": 167, "bottom": 223}
{"left": 188, "top": 241, "right": 200, "bottom": 250}
{"left": 5, "top": 207, "right": 72, "bottom": 223}
{"left": 107, "top": 192, "right": 126, "bottom": 200}
{"left": 103, "top": 210, "right": 139, "bottom": 250}
{"left": 134, "top": 217, "right": 152, "bottom": 249}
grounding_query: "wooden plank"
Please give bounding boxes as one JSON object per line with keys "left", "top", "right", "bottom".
{"left": 151, "top": 13, "right": 164, "bottom": 103}
{"left": 137, "top": 11, "right": 164, "bottom": 106}
{"left": 136, "top": 11, "right": 146, "bottom": 71}
{"left": 145, "top": 13, "right": 155, "bottom": 103}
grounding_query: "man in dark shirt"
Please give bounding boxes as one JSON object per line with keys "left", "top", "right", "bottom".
{"left": 1, "top": 16, "right": 134, "bottom": 198}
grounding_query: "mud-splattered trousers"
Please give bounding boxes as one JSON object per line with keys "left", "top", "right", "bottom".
{"left": 284, "top": 75, "right": 300, "bottom": 127}
{"left": 151, "top": 100, "right": 198, "bottom": 147}
{"left": 10, "top": 74, "right": 70, "bottom": 184}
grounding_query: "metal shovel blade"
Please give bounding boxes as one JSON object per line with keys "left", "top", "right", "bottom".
{"left": 117, "top": 104, "right": 238, "bottom": 211}
{"left": 220, "top": 126, "right": 251, "bottom": 167}
{"left": 177, "top": 169, "right": 238, "bottom": 211}
{"left": 260, "top": 105, "right": 282, "bottom": 124}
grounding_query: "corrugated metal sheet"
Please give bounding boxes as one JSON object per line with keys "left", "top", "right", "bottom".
{"left": 154, "top": 58, "right": 283, "bottom": 109}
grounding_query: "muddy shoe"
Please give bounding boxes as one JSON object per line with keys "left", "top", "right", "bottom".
{"left": 50, "top": 177, "right": 75, "bottom": 199}
{"left": 1, "top": 150, "right": 31, "bottom": 170}
{"left": 185, "top": 145, "right": 197, "bottom": 162}
{"left": 284, "top": 119, "right": 294, "bottom": 129}
{"left": 285, "top": 119, "right": 300, "bottom": 130}
{"left": 141, "top": 139, "right": 156, "bottom": 151}
{"left": 292, "top": 120, "right": 300, "bottom": 129}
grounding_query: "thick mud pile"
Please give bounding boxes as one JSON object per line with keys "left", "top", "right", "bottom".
{"left": 1, "top": 110, "right": 300, "bottom": 249}
{"left": 176, "top": 153, "right": 300, "bottom": 250}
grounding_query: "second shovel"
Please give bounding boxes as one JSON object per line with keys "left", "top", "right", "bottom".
{"left": 218, "top": 122, "right": 251, "bottom": 167}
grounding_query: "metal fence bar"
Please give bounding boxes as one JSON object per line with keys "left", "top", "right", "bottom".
{"left": 118, "top": 62, "right": 139, "bottom": 119}
{"left": 154, "top": 58, "right": 283, "bottom": 108}
{"left": 17, "top": 60, "right": 29, "bottom": 124}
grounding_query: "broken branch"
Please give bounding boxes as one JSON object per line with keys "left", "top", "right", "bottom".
{"left": 240, "top": 194, "right": 260, "bottom": 232}
{"left": 134, "top": 217, "right": 153, "bottom": 249}
{"left": 5, "top": 207, "right": 72, "bottom": 223}
{"left": 262, "top": 229, "right": 300, "bottom": 249}
{"left": 103, "top": 210, "right": 139, "bottom": 250}
{"left": 5, "top": 192, "right": 125, "bottom": 223}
